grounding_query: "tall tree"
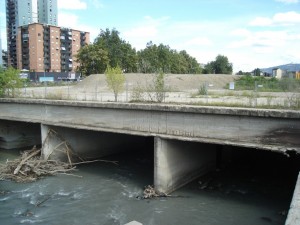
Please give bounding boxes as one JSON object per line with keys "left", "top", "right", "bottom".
{"left": 95, "top": 28, "right": 137, "bottom": 73}
{"left": 203, "top": 55, "right": 233, "bottom": 74}
{"left": 75, "top": 44, "right": 109, "bottom": 76}
{"left": 138, "top": 42, "right": 202, "bottom": 74}
{"left": 214, "top": 55, "right": 233, "bottom": 74}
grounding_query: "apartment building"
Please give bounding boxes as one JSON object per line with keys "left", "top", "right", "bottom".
{"left": 6, "top": 0, "right": 58, "bottom": 67}
{"left": 17, "top": 23, "right": 90, "bottom": 72}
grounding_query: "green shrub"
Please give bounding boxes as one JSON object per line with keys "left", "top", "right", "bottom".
{"left": 198, "top": 84, "right": 207, "bottom": 95}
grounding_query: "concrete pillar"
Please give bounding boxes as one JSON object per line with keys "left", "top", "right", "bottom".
{"left": 154, "top": 137, "right": 216, "bottom": 194}
{"left": 41, "top": 124, "right": 146, "bottom": 161}
{"left": 0, "top": 119, "right": 41, "bottom": 149}
{"left": 285, "top": 172, "right": 300, "bottom": 225}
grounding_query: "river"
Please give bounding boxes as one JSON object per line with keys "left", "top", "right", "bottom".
{"left": 0, "top": 146, "right": 298, "bottom": 225}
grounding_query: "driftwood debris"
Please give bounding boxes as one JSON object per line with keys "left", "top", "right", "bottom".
{"left": 0, "top": 143, "right": 118, "bottom": 183}
{"left": 142, "top": 185, "right": 170, "bottom": 199}
{"left": 0, "top": 147, "right": 77, "bottom": 183}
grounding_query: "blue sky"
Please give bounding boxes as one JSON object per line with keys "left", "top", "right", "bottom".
{"left": 1, "top": 0, "right": 300, "bottom": 72}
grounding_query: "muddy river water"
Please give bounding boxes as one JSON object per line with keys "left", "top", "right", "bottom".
{"left": 0, "top": 146, "right": 299, "bottom": 225}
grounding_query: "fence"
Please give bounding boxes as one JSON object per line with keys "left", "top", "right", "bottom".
{"left": 16, "top": 81, "right": 300, "bottom": 110}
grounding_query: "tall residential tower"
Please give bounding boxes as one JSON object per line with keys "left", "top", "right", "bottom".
{"left": 5, "top": 0, "right": 58, "bottom": 67}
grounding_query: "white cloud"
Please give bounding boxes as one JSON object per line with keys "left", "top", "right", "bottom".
{"left": 249, "top": 11, "right": 300, "bottom": 26}
{"left": 273, "top": 11, "right": 300, "bottom": 24}
{"left": 275, "top": 0, "right": 299, "bottom": 4}
{"left": 58, "top": 12, "right": 98, "bottom": 42}
{"left": 58, "top": 13, "right": 80, "bottom": 28}
{"left": 228, "top": 30, "right": 289, "bottom": 49}
{"left": 122, "top": 16, "right": 170, "bottom": 50}
{"left": 58, "top": 0, "right": 87, "bottom": 10}
{"left": 249, "top": 17, "right": 273, "bottom": 26}
{"left": 90, "top": 0, "right": 104, "bottom": 9}
{"left": 184, "top": 37, "right": 213, "bottom": 47}
{"left": 230, "top": 28, "right": 251, "bottom": 37}
{"left": 123, "top": 26, "right": 158, "bottom": 39}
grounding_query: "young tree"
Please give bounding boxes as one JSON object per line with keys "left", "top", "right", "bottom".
{"left": 105, "top": 66, "right": 125, "bottom": 102}
{"left": 154, "top": 71, "right": 165, "bottom": 102}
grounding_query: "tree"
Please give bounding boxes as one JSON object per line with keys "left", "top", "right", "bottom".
{"left": 0, "top": 67, "right": 22, "bottom": 97}
{"left": 105, "top": 66, "right": 125, "bottom": 102}
{"left": 253, "top": 68, "right": 261, "bottom": 76}
{"left": 137, "top": 42, "right": 202, "bottom": 74}
{"left": 203, "top": 55, "right": 233, "bottom": 74}
{"left": 214, "top": 55, "right": 233, "bottom": 74}
{"left": 154, "top": 71, "right": 165, "bottom": 102}
{"left": 75, "top": 44, "right": 109, "bottom": 76}
{"left": 95, "top": 28, "right": 137, "bottom": 73}
{"left": 203, "top": 61, "right": 215, "bottom": 74}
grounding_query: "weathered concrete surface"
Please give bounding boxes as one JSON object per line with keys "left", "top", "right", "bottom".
{"left": 0, "top": 98, "right": 299, "bottom": 153}
{"left": 285, "top": 172, "right": 300, "bottom": 225}
{"left": 41, "top": 124, "right": 147, "bottom": 161}
{"left": 0, "top": 119, "right": 41, "bottom": 149}
{"left": 154, "top": 137, "right": 216, "bottom": 194}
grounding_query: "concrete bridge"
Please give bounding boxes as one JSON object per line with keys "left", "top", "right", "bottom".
{"left": 0, "top": 98, "right": 300, "bottom": 195}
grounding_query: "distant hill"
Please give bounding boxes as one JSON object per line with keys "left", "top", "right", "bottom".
{"left": 260, "top": 63, "right": 300, "bottom": 74}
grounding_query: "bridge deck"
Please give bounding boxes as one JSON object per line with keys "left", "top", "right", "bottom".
{"left": 0, "top": 98, "right": 299, "bottom": 153}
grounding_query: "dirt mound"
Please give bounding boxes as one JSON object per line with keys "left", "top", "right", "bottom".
{"left": 75, "top": 73, "right": 236, "bottom": 92}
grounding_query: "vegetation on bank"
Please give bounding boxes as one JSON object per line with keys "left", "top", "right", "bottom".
{"left": 0, "top": 67, "right": 23, "bottom": 97}
{"left": 234, "top": 75, "right": 300, "bottom": 92}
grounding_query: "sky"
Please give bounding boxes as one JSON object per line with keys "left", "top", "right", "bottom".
{"left": 0, "top": 0, "right": 300, "bottom": 72}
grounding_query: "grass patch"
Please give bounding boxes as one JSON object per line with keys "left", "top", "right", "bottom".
{"left": 233, "top": 75, "right": 300, "bottom": 92}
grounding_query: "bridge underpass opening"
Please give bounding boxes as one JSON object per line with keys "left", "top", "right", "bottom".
{"left": 40, "top": 125, "right": 221, "bottom": 194}
{"left": 0, "top": 119, "right": 41, "bottom": 150}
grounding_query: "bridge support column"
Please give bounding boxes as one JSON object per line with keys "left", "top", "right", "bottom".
{"left": 41, "top": 124, "right": 143, "bottom": 161}
{"left": 154, "top": 137, "right": 216, "bottom": 194}
{"left": 0, "top": 119, "right": 41, "bottom": 149}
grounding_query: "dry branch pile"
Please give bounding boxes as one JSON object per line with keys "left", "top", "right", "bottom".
{"left": 0, "top": 147, "right": 77, "bottom": 183}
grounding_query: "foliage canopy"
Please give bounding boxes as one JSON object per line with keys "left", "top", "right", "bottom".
{"left": 203, "top": 55, "right": 233, "bottom": 74}
{"left": 76, "top": 28, "right": 207, "bottom": 76}
{"left": 0, "top": 67, "right": 22, "bottom": 97}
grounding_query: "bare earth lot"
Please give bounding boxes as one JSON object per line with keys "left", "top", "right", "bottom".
{"left": 22, "top": 74, "right": 299, "bottom": 109}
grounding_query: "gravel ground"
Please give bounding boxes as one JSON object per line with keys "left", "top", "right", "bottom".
{"left": 19, "top": 73, "right": 299, "bottom": 109}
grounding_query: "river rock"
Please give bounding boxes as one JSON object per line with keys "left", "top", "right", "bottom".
{"left": 124, "top": 221, "right": 143, "bottom": 225}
